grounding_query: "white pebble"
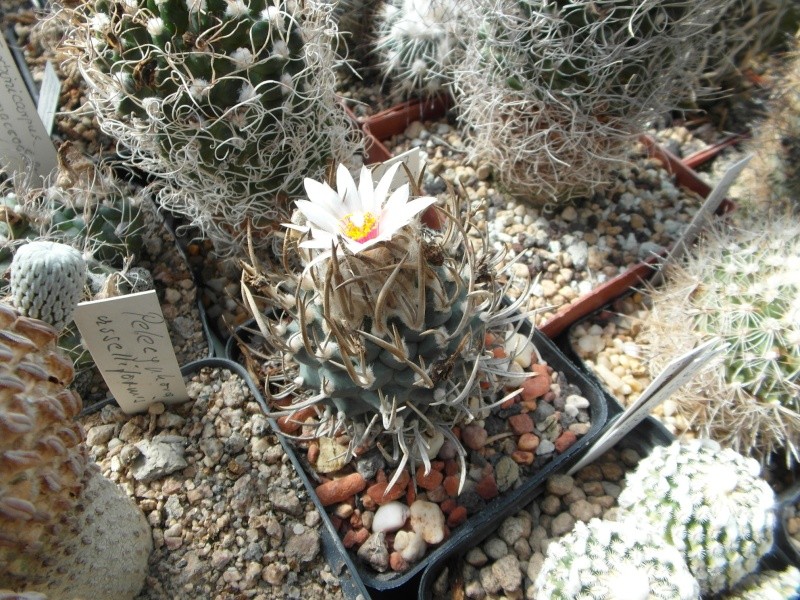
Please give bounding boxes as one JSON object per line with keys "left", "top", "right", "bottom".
{"left": 505, "top": 332, "right": 535, "bottom": 369}
{"left": 410, "top": 500, "right": 446, "bottom": 545}
{"left": 393, "top": 529, "right": 427, "bottom": 562}
{"left": 372, "top": 501, "right": 409, "bottom": 533}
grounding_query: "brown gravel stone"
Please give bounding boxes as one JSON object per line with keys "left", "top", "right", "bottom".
{"left": 315, "top": 473, "right": 367, "bottom": 507}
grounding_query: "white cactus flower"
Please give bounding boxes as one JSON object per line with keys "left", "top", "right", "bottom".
{"left": 286, "top": 163, "right": 436, "bottom": 255}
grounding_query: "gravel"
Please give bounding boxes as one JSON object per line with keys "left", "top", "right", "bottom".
{"left": 81, "top": 365, "right": 346, "bottom": 600}
{"left": 428, "top": 444, "right": 645, "bottom": 600}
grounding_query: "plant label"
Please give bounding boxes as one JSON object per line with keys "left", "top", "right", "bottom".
{"left": 370, "top": 147, "right": 422, "bottom": 189}
{"left": 73, "top": 290, "right": 189, "bottom": 414}
{"left": 0, "top": 35, "right": 57, "bottom": 179}
{"left": 37, "top": 61, "right": 60, "bottom": 136}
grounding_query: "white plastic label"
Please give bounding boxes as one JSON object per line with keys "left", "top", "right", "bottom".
{"left": 0, "top": 35, "right": 57, "bottom": 179}
{"left": 73, "top": 290, "right": 189, "bottom": 414}
{"left": 37, "top": 61, "right": 60, "bottom": 136}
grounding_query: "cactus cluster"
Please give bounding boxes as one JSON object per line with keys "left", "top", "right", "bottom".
{"left": 617, "top": 439, "right": 776, "bottom": 596}
{"left": 375, "top": 0, "right": 464, "bottom": 99}
{"left": 453, "top": 0, "right": 735, "bottom": 202}
{"left": 534, "top": 518, "right": 701, "bottom": 599}
{"left": 242, "top": 162, "right": 530, "bottom": 484}
{"left": 0, "top": 303, "right": 152, "bottom": 598}
{"left": 642, "top": 217, "right": 800, "bottom": 465}
{"left": 54, "top": 0, "right": 361, "bottom": 258}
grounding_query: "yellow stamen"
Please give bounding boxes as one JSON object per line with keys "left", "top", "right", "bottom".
{"left": 341, "top": 212, "right": 378, "bottom": 243}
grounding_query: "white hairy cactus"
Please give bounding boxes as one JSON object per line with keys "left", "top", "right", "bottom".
{"left": 376, "top": 0, "right": 463, "bottom": 98}
{"left": 9, "top": 241, "right": 86, "bottom": 331}
{"left": 617, "top": 439, "right": 776, "bottom": 596}
{"left": 534, "top": 518, "right": 701, "bottom": 599}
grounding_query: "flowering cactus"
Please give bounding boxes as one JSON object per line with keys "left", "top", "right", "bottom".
{"left": 242, "top": 162, "right": 530, "bottom": 486}
{"left": 535, "top": 518, "right": 701, "bottom": 599}
{"left": 617, "top": 439, "right": 776, "bottom": 596}
{"left": 642, "top": 217, "right": 800, "bottom": 464}
{"left": 375, "top": 0, "right": 464, "bottom": 99}
{"left": 53, "top": 0, "right": 361, "bottom": 257}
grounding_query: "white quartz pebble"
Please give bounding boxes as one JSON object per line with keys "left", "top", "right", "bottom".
{"left": 393, "top": 529, "right": 428, "bottom": 563}
{"left": 505, "top": 332, "right": 535, "bottom": 369}
{"left": 372, "top": 501, "right": 409, "bottom": 533}
{"left": 409, "top": 500, "right": 446, "bottom": 545}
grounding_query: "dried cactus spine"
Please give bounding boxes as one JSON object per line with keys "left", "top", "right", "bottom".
{"left": 617, "top": 439, "right": 776, "bottom": 596}
{"left": 9, "top": 241, "right": 86, "bottom": 331}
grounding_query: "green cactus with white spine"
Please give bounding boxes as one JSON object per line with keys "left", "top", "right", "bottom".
{"left": 9, "top": 241, "right": 86, "bottom": 332}
{"left": 376, "top": 0, "right": 464, "bottom": 99}
{"left": 54, "top": 0, "right": 361, "bottom": 258}
{"left": 722, "top": 565, "right": 800, "bottom": 599}
{"left": 617, "top": 439, "right": 776, "bottom": 596}
{"left": 453, "top": 0, "right": 736, "bottom": 202}
{"left": 642, "top": 217, "right": 800, "bottom": 464}
{"left": 243, "top": 162, "right": 532, "bottom": 483}
{"left": 534, "top": 518, "right": 701, "bottom": 600}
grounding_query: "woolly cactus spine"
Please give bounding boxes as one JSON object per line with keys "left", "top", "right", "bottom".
{"left": 641, "top": 218, "right": 800, "bottom": 464}
{"left": 375, "top": 0, "right": 463, "bottom": 99}
{"left": 0, "top": 303, "right": 152, "bottom": 598}
{"left": 454, "top": 0, "right": 735, "bottom": 202}
{"left": 54, "top": 0, "right": 361, "bottom": 257}
{"left": 534, "top": 518, "right": 701, "bottom": 599}
{"left": 243, "top": 163, "right": 530, "bottom": 484}
{"left": 10, "top": 241, "right": 86, "bottom": 331}
{"left": 617, "top": 439, "right": 776, "bottom": 596}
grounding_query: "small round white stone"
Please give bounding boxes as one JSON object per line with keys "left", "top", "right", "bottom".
{"left": 372, "top": 501, "right": 409, "bottom": 533}
{"left": 409, "top": 500, "right": 446, "bottom": 544}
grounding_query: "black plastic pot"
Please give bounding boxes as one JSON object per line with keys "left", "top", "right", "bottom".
{"left": 228, "top": 313, "right": 611, "bottom": 595}
{"left": 180, "top": 357, "right": 375, "bottom": 600}
{"left": 416, "top": 413, "right": 672, "bottom": 600}
{"left": 775, "top": 482, "right": 800, "bottom": 568}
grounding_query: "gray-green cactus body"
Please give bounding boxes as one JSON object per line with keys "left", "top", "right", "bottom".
{"left": 286, "top": 254, "right": 484, "bottom": 417}
{"left": 10, "top": 241, "right": 87, "bottom": 331}
{"left": 617, "top": 439, "right": 776, "bottom": 596}
{"left": 534, "top": 518, "right": 701, "bottom": 599}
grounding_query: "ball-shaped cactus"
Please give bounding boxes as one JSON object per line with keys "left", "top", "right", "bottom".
{"left": 54, "top": 0, "right": 361, "bottom": 257}
{"left": 9, "top": 241, "right": 86, "bottom": 331}
{"left": 0, "top": 303, "right": 152, "bottom": 598}
{"left": 243, "top": 163, "right": 530, "bottom": 482}
{"left": 453, "top": 0, "right": 737, "bottom": 202}
{"left": 642, "top": 217, "right": 800, "bottom": 464}
{"left": 722, "top": 565, "right": 800, "bottom": 599}
{"left": 617, "top": 439, "right": 776, "bottom": 596}
{"left": 375, "top": 0, "right": 464, "bottom": 99}
{"left": 534, "top": 518, "right": 701, "bottom": 599}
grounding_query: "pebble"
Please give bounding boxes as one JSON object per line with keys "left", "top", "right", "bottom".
{"left": 372, "top": 501, "right": 410, "bottom": 533}
{"left": 410, "top": 500, "right": 447, "bottom": 545}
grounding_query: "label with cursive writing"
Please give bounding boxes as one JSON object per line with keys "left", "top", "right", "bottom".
{"left": 0, "top": 35, "right": 57, "bottom": 179}
{"left": 73, "top": 290, "right": 189, "bottom": 414}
